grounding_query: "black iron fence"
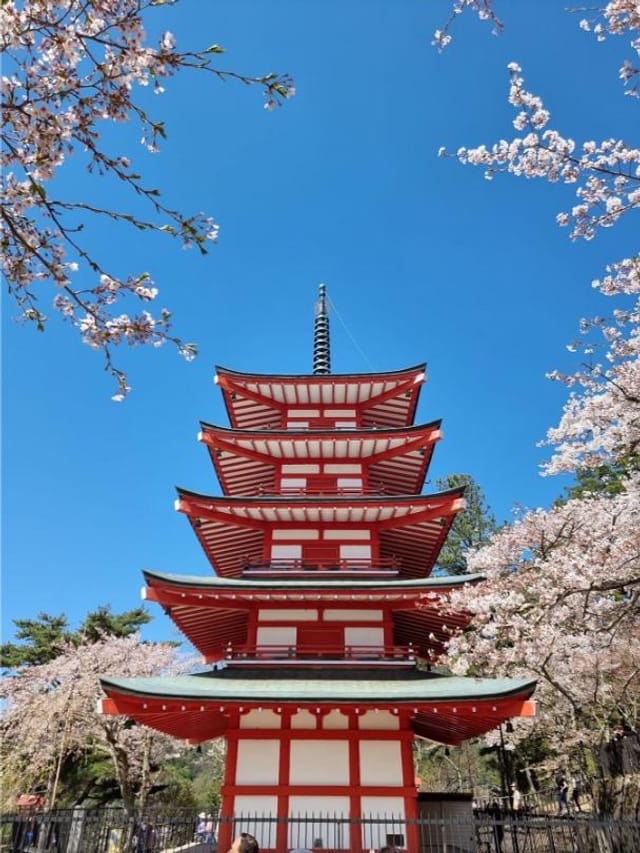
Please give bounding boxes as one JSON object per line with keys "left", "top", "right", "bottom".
{"left": 2, "top": 807, "right": 639, "bottom": 853}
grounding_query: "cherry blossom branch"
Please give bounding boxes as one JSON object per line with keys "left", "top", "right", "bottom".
{"left": 1, "top": 0, "right": 295, "bottom": 398}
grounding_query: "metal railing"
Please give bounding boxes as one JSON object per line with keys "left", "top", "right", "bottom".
{"left": 3, "top": 807, "right": 639, "bottom": 853}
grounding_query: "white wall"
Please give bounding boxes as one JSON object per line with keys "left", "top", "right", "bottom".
{"left": 288, "top": 796, "right": 350, "bottom": 850}
{"left": 290, "top": 710, "right": 317, "bottom": 730}
{"left": 359, "top": 796, "right": 406, "bottom": 851}
{"left": 235, "top": 740, "right": 280, "bottom": 785}
{"left": 323, "top": 609, "right": 382, "bottom": 622}
{"left": 322, "top": 710, "right": 349, "bottom": 730}
{"left": 258, "top": 609, "right": 318, "bottom": 621}
{"left": 289, "top": 740, "right": 349, "bottom": 784}
{"left": 340, "top": 544, "right": 371, "bottom": 559}
{"left": 345, "top": 627, "right": 383, "bottom": 650}
{"left": 239, "top": 709, "right": 281, "bottom": 729}
{"left": 270, "top": 544, "right": 302, "bottom": 560}
{"left": 358, "top": 710, "right": 399, "bottom": 731}
{"left": 359, "top": 741, "right": 403, "bottom": 786}
{"left": 233, "top": 794, "right": 278, "bottom": 818}
{"left": 256, "top": 626, "right": 296, "bottom": 647}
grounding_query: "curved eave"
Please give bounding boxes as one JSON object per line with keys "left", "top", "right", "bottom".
{"left": 143, "top": 569, "right": 482, "bottom": 659}
{"left": 99, "top": 673, "right": 537, "bottom": 746}
{"left": 199, "top": 421, "right": 442, "bottom": 498}
{"left": 175, "top": 487, "right": 465, "bottom": 579}
{"left": 142, "top": 568, "right": 484, "bottom": 591}
{"left": 214, "top": 363, "right": 427, "bottom": 431}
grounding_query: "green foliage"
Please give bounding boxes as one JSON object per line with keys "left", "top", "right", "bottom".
{"left": 415, "top": 740, "right": 499, "bottom": 794}
{"left": 150, "top": 763, "right": 199, "bottom": 811}
{"left": 563, "top": 455, "right": 640, "bottom": 501}
{"left": 161, "top": 743, "right": 226, "bottom": 810}
{"left": 0, "top": 613, "right": 71, "bottom": 668}
{"left": 1, "top": 605, "right": 151, "bottom": 670}
{"left": 435, "top": 474, "right": 498, "bottom": 575}
{"left": 76, "top": 605, "right": 150, "bottom": 643}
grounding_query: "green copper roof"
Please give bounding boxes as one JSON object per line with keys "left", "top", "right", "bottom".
{"left": 143, "top": 569, "right": 484, "bottom": 590}
{"left": 101, "top": 669, "right": 536, "bottom": 703}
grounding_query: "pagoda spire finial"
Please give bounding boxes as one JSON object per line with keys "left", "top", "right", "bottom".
{"left": 313, "top": 283, "right": 331, "bottom": 375}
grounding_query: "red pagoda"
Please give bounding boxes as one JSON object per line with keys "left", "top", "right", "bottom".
{"left": 100, "top": 285, "right": 535, "bottom": 852}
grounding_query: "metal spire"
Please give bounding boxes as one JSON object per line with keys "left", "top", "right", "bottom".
{"left": 312, "top": 283, "right": 331, "bottom": 375}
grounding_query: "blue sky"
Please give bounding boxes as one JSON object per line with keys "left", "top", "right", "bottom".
{"left": 2, "top": 2, "right": 636, "bottom": 644}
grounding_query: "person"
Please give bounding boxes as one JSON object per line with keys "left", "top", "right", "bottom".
{"left": 571, "top": 776, "right": 583, "bottom": 812}
{"left": 136, "top": 818, "right": 157, "bottom": 852}
{"left": 195, "top": 813, "right": 207, "bottom": 843}
{"left": 511, "top": 782, "right": 524, "bottom": 813}
{"left": 228, "top": 833, "right": 259, "bottom": 853}
{"left": 485, "top": 800, "right": 504, "bottom": 853}
{"left": 204, "top": 814, "right": 216, "bottom": 845}
{"left": 556, "top": 774, "right": 569, "bottom": 814}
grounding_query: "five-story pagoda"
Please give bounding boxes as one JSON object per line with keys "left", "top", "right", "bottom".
{"left": 100, "top": 285, "right": 536, "bottom": 852}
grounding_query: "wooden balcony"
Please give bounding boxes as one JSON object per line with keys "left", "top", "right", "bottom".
{"left": 252, "top": 484, "right": 389, "bottom": 497}
{"left": 224, "top": 643, "right": 416, "bottom": 667}
{"left": 242, "top": 557, "right": 401, "bottom": 576}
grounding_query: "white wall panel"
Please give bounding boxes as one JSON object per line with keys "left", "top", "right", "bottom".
{"left": 259, "top": 609, "right": 318, "bottom": 621}
{"left": 290, "top": 710, "right": 317, "bottom": 730}
{"left": 256, "top": 626, "right": 296, "bottom": 647}
{"left": 323, "top": 529, "right": 370, "bottom": 540}
{"left": 273, "top": 529, "right": 319, "bottom": 540}
{"left": 235, "top": 740, "right": 279, "bottom": 785}
{"left": 289, "top": 741, "right": 349, "bottom": 784}
{"left": 239, "top": 709, "right": 281, "bottom": 729}
{"left": 233, "top": 794, "right": 277, "bottom": 819}
{"left": 345, "top": 627, "right": 383, "bottom": 649}
{"left": 279, "top": 478, "right": 306, "bottom": 489}
{"left": 359, "top": 797, "right": 406, "bottom": 850}
{"left": 324, "top": 609, "right": 382, "bottom": 622}
{"left": 288, "top": 797, "right": 350, "bottom": 849}
{"left": 322, "top": 710, "right": 349, "bottom": 730}
{"left": 270, "top": 544, "right": 302, "bottom": 560}
{"left": 360, "top": 741, "right": 403, "bottom": 785}
{"left": 340, "top": 544, "right": 372, "bottom": 559}
{"left": 324, "top": 463, "right": 362, "bottom": 474}
{"left": 358, "top": 710, "right": 400, "bottom": 731}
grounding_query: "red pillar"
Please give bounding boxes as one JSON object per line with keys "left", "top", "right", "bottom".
{"left": 218, "top": 727, "right": 239, "bottom": 852}
{"left": 401, "top": 724, "right": 419, "bottom": 853}
{"left": 276, "top": 710, "right": 292, "bottom": 853}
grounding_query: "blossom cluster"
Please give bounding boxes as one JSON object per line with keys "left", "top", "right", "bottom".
{"left": 0, "top": 633, "right": 193, "bottom": 812}
{"left": 446, "top": 476, "right": 640, "bottom": 754}
{"left": 443, "top": 64, "right": 640, "bottom": 242}
{"left": 1, "top": 0, "right": 293, "bottom": 397}
{"left": 435, "top": 2, "right": 639, "bottom": 760}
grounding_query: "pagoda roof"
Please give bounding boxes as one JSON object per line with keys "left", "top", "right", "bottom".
{"left": 143, "top": 569, "right": 483, "bottom": 592}
{"left": 176, "top": 487, "right": 465, "bottom": 580}
{"left": 199, "top": 421, "right": 442, "bottom": 498}
{"left": 99, "top": 669, "right": 537, "bottom": 746}
{"left": 214, "top": 364, "right": 426, "bottom": 430}
{"left": 143, "top": 569, "right": 482, "bottom": 661}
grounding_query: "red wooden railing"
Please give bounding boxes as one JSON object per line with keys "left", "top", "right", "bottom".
{"left": 242, "top": 557, "right": 401, "bottom": 572}
{"left": 253, "top": 485, "right": 388, "bottom": 497}
{"left": 225, "top": 643, "right": 416, "bottom": 662}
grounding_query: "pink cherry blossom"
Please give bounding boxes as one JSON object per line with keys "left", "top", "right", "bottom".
{"left": 1, "top": 0, "right": 294, "bottom": 398}
{"left": 0, "top": 633, "right": 193, "bottom": 815}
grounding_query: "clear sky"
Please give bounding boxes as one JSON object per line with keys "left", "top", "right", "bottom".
{"left": 2, "top": 1, "right": 636, "bottom": 644}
